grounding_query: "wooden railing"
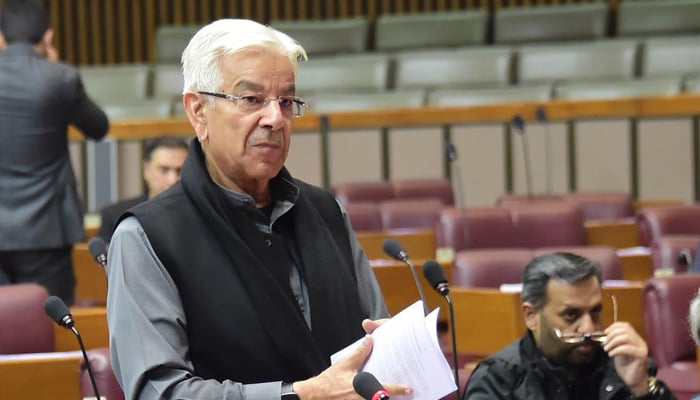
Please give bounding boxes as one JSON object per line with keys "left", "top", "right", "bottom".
{"left": 45, "top": 0, "right": 609, "bottom": 65}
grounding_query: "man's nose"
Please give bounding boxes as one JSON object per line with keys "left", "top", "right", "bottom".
{"left": 259, "top": 99, "right": 285, "bottom": 130}
{"left": 577, "top": 313, "right": 597, "bottom": 333}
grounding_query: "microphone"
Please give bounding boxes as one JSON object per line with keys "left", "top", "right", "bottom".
{"left": 44, "top": 296, "right": 102, "bottom": 400}
{"left": 88, "top": 236, "right": 108, "bottom": 268}
{"left": 536, "top": 106, "right": 553, "bottom": 194}
{"left": 445, "top": 142, "right": 466, "bottom": 209}
{"left": 353, "top": 371, "right": 390, "bottom": 400}
{"left": 511, "top": 114, "right": 533, "bottom": 199}
{"left": 382, "top": 238, "right": 428, "bottom": 315}
{"left": 422, "top": 260, "right": 460, "bottom": 400}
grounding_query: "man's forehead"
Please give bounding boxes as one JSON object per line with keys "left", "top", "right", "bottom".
{"left": 544, "top": 277, "right": 602, "bottom": 309}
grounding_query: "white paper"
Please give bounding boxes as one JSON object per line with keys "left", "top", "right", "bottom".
{"left": 331, "top": 301, "right": 457, "bottom": 400}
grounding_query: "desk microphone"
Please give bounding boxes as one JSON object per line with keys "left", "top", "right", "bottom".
{"left": 353, "top": 371, "right": 390, "bottom": 400}
{"left": 88, "top": 236, "right": 108, "bottom": 268}
{"left": 382, "top": 238, "right": 428, "bottom": 315}
{"left": 422, "top": 259, "right": 460, "bottom": 400}
{"left": 445, "top": 142, "right": 466, "bottom": 209}
{"left": 511, "top": 114, "right": 533, "bottom": 199}
{"left": 536, "top": 106, "right": 553, "bottom": 194}
{"left": 44, "top": 296, "right": 102, "bottom": 400}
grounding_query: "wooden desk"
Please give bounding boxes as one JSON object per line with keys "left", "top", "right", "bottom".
{"left": 0, "top": 352, "right": 82, "bottom": 400}
{"left": 358, "top": 229, "right": 436, "bottom": 261}
{"left": 618, "top": 249, "right": 654, "bottom": 282}
{"left": 372, "top": 259, "right": 451, "bottom": 320}
{"left": 584, "top": 219, "right": 640, "bottom": 249}
{"left": 73, "top": 242, "right": 108, "bottom": 305}
{"left": 450, "top": 283, "right": 644, "bottom": 358}
{"left": 54, "top": 307, "right": 109, "bottom": 352}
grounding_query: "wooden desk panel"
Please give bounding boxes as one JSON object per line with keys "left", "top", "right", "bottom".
{"left": 73, "top": 242, "right": 108, "bottom": 306}
{"left": 450, "top": 284, "right": 644, "bottom": 358}
{"left": 358, "top": 229, "right": 436, "bottom": 261}
{"left": 54, "top": 307, "right": 109, "bottom": 352}
{"left": 0, "top": 352, "right": 82, "bottom": 400}
{"left": 584, "top": 219, "right": 640, "bottom": 249}
{"left": 618, "top": 252, "right": 654, "bottom": 282}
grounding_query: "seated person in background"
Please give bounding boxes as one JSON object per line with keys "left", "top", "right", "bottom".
{"left": 97, "top": 136, "right": 188, "bottom": 242}
{"left": 463, "top": 252, "right": 674, "bottom": 400}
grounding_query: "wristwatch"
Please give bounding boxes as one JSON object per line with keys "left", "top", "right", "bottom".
{"left": 281, "top": 382, "right": 300, "bottom": 400}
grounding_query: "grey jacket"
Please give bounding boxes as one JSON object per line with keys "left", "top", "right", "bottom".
{"left": 0, "top": 43, "right": 108, "bottom": 250}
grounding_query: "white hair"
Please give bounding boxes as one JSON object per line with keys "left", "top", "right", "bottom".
{"left": 689, "top": 288, "right": 700, "bottom": 345}
{"left": 181, "top": 19, "right": 307, "bottom": 94}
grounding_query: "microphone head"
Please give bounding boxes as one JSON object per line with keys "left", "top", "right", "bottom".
{"left": 353, "top": 371, "right": 389, "bottom": 400}
{"left": 535, "top": 107, "right": 547, "bottom": 122}
{"left": 422, "top": 260, "right": 449, "bottom": 295}
{"left": 88, "top": 236, "right": 107, "bottom": 259}
{"left": 511, "top": 114, "right": 525, "bottom": 132}
{"left": 445, "top": 142, "right": 458, "bottom": 162}
{"left": 382, "top": 238, "right": 407, "bottom": 261}
{"left": 44, "top": 296, "right": 74, "bottom": 329}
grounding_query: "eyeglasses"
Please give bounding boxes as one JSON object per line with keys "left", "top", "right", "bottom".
{"left": 197, "top": 91, "right": 309, "bottom": 117}
{"left": 554, "top": 294, "right": 618, "bottom": 344}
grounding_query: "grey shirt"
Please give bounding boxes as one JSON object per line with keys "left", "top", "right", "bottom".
{"left": 106, "top": 182, "right": 387, "bottom": 400}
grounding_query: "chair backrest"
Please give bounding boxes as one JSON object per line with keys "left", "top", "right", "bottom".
{"left": 437, "top": 207, "right": 517, "bottom": 250}
{"left": 554, "top": 78, "right": 681, "bottom": 100}
{"left": 392, "top": 179, "right": 454, "bottom": 206}
{"left": 79, "top": 347, "right": 125, "bottom": 400}
{"left": 0, "top": 284, "right": 53, "bottom": 354}
{"left": 375, "top": 10, "right": 488, "bottom": 51}
{"left": 618, "top": 0, "right": 700, "bottom": 37}
{"left": 452, "top": 248, "right": 532, "bottom": 287}
{"left": 636, "top": 205, "right": 700, "bottom": 247}
{"left": 565, "top": 191, "right": 634, "bottom": 221}
{"left": 80, "top": 64, "right": 152, "bottom": 103}
{"left": 533, "top": 246, "right": 622, "bottom": 281}
{"left": 506, "top": 202, "right": 586, "bottom": 248}
{"left": 379, "top": 199, "right": 444, "bottom": 231}
{"left": 344, "top": 203, "right": 383, "bottom": 232}
{"left": 650, "top": 235, "right": 700, "bottom": 273}
{"left": 296, "top": 54, "right": 391, "bottom": 95}
{"left": 307, "top": 89, "right": 425, "bottom": 113}
{"left": 494, "top": 3, "right": 608, "bottom": 44}
{"left": 152, "top": 63, "right": 184, "bottom": 99}
{"left": 393, "top": 47, "right": 513, "bottom": 90}
{"left": 154, "top": 25, "right": 202, "bottom": 64}
{"left": 641, "top": 36, "right": 700, "bottom": 80}
{"left": 101, "top": 99, "right": 173, "bottom": 120}
{"left": 518, "top": 40, "right": 639, "bottom": 85}
{"left": 333, "top": 181, "right": 395, "bottom": 205}
{"left": 643, "top": 275, "right": 700, "bottom": 368}
{"left": 427, "top": 85, "right": 552, "bottom": 107}
{"left": 270, "top": 18, "right": 369, "bottom": 55}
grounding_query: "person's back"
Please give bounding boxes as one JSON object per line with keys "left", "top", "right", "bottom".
{"left": 0, "top": 0, "right": 108, "bottom": 303}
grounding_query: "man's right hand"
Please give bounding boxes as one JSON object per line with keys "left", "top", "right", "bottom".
{"left": 292, "top": 334, "right": 412, "bottom": 399}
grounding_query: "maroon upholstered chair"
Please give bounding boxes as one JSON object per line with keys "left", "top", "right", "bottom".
{"left": 650, "top": 235, "right": 700, "bottom": 274}
{"left": 452, "top": 249, "right": 532, "bottom": 288}
{"left": 344, "top": 203, "right": 383, "bottom": 232}
{"left": 637, "top": 205, "right": 700, "bottom": 247}
{"left": 495, "top": 193, "right": 565, "bottom": 208}
{"left": 506, "top": 202, "right": 586, "bottom": 248}
{"left": 392, "top": 178, "right": 454, "bottom": 206}
{"left": 79, "top": 347, "right": 125, "bottom": 400}
{"left": 643, "top": 276, "right": 700, "bottom": 400}
{"left": 534, "top": 246, "right": 623, "bottom": 281}
{"left": 0, "top": 283, "right": 54, "bottom": 354}
{"left": 565, "top": 191, "right": 634, "bottom": 221}
{"left": 379, "top": 199, "right": 443, "bottom": 230}
{"left": 332, "top": 181, "right": 395, "bottom": 206}
{"left": 436, "top": 207, "right": 516, "bottom": 251}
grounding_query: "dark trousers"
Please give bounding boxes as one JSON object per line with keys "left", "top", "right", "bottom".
{"left": 0, "top": 246, "right": 75, "bottom": 305}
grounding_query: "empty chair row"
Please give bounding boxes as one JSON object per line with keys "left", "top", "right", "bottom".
{"left": 151, "top": 0, "right": 700, "bottom": 61}
{"left": 333, "top": 178, "right": 454, "bottom": 207}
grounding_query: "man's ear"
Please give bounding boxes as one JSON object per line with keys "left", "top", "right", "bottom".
{"left": 0, "top": 32, "right": 6, "bottom": 50}
{"left": 183, "top": 92, "right": 209, "bottom": 142}
{"left": 522, "top": 301, "right": 539, "bottom": 331}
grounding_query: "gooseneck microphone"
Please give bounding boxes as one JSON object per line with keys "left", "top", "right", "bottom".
{"left": 88, "top": 236, "right": 108, "bottom": 268}
{"left": 511, "top": 114, "right": 533, "bottom": 199}
{"left": 382, "top": 238, "right": 428, "bottom": 315}
{"left": 44, "top": 296, "right": 102, "bottom": 400}
{"left": 536, "top": 106, "right": 553, "bottom": 194}
{"left": 353, "top": 371, "right": 390, "bottom": 400}
{"left": 422, "top": 260, "right": 460, "bottom": 400}
{"left": 445, "top": 142, "right": 466, "bottom": 209}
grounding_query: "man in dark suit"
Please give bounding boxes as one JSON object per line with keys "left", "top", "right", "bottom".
{"left": 0, "top": 0, "right": 109, "bottom": 304}
{"left": 97, "top": 136, "right": 188, "bottom": 243}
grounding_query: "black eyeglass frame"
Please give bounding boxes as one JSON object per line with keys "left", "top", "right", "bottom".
{"left": 197, "top": 91, "right": 309, "bottom": 117}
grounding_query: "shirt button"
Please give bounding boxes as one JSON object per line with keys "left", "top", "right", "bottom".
{"left": 265, "top": 239, "right": 272, "bottom": 247}
{"left": 605, "top": 384, "right": 613, "bottom": 392}
{"left": 242, "top": 198, "right": 250, "bottom": 205}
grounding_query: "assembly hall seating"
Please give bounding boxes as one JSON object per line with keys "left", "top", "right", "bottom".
{"left": 333, "top": 178, "right": 454, "bottom": 206}
{"left": 79, "top": 347, "right": 125, "bottom": 400}
{"left": 0, "top": 284, "right": 53, "bottom": 354}
{"left": 636, "top": 205, "right": 700, "bottom": 273}
{"left": 496, "top": 191, "right": 634, "bottom": 221}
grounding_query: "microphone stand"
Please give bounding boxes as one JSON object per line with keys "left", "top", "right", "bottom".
{"left": 536, "top": 107, "right": 553, "bottom": 194}
{"left": 444, "top": 293, "right": 459, "bottom": 400}
{"left": 72, "top": 326, "right": 102, "bottom": 400}
{"left": 512, "top": 114, "right": 533, "bottom": 200}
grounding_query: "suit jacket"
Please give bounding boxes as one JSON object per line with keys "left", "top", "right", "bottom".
{"left": 0, "top": 43, "right": 109, "bottom": 250}
{"left": 97, "top": 194, "right": 148, "bottom": 242}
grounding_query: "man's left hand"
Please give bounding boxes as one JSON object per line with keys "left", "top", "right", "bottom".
{"left": 603, "top": 321, "right": 649, "bottom": 396}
